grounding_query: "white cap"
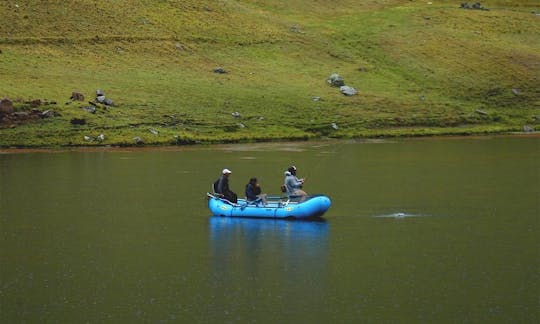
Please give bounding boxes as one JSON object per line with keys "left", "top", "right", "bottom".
{"left": 222, "top": 168, "right": 232, "bottom": 174}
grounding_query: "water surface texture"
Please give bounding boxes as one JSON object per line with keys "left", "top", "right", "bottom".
{"left": 1, "top": 137, "right": 538, "bottom": 322}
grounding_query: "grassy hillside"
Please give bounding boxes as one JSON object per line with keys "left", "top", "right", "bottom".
{"left": 0, "top": 0, "right": 538, "bottom": 147}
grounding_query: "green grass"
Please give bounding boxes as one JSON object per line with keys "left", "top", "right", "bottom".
{"left": 0, "top": 0, "right": 538, "bottom": 147}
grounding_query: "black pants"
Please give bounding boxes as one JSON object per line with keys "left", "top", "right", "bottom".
{"left": 224, "top": 191, "right": 238, "bottom": 203}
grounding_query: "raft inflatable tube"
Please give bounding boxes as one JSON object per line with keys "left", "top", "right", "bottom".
{"left": 207, "top": 194, "right": 331, "bottom": 219}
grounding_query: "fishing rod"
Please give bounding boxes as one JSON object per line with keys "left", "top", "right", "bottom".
{"left": 292, "top": 139, "right": 348, "bottom": 191}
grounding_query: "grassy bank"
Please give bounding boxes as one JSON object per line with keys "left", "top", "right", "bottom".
{"left": 0, "top": 0, "right": 539, "bottom": 147}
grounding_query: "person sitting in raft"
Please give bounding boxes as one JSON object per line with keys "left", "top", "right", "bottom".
{"left": 284, "top": 165, "right": 307, "bottom": 198}
{"left": 214, "top": 168, "right": 238, "bottom": 203}
{"left": 245, "top": 177, "right": 268, "bottom": 205}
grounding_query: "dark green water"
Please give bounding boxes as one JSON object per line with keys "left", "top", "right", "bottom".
{"left": 1, "top": 137, "right": 539, "bottom": 323}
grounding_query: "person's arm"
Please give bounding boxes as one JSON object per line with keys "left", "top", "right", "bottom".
{"left": 254, "top": 185, "right": 262, "bottom": 196}
{"left": 287, "top": 176, "right": 302, "bottom": 189}
{"left": 246, "top": 184, "right": 255, "bottom": 200}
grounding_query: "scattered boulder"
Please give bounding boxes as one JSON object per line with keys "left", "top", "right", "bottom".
{"left": 95, "top": 90, "right": 114, "bottom": 106}
{"left": 511, "top": 88, "right": 520, "bottom": 96}
{"left": 331, "top": 123, "right": 339, "bottom": 130}
{"left": 475, "top": 109, "right": 488, "bottom": 116}
{"left": 523, "top": 125, "right": 534, "bottom": 133}
{"left": 70, "top": 92, "right": 85, "bottom": 101}
{"left": 328, "top": 74, "right": 358, "bottom": 96}
{"left": 0, "top": 98, "right": 14, "bottom": 114}
{"left": 237, "top": 123, "right": 245, "bottom": 128}
{"left": 70, "top": 118, "right": 86, "bottom": 125}
{"left": 312, "top": 96, "right": 322, "bottom": 102}
{"left": 133, "top": 137, "right": 144, "bottom": 145}
{"left": 340, "top": 86, "right": 358, "bottom": 96}
{"left": 82, "top": 106, "right": 96, "bottom": 114}
{"left": 289, "top": 26, "right": 304, "bottom": 33}
{"left": 327, "top": 73, "right": 345, "bottom": 87}
{"left": 40, "top": 110, "right": 60, "bottom": 118}
{"left": 213, "top": 67, "right": 227, "bottom": 74}
{"left": 97, "top": 133, "right": 105, "bottom": 141}
{"left": 13, "top": 111, "right": 29, "bottom": 117}
{"left": 149, "top": 128, "right": 159, "bottom": 135}
{"left": 460, "top": 2, "right": 489, "bottom": 10}
{"left": 84, "top": 135, "right": 94, "bottom": 141}
{"left": 175, "top": 42, "right": 186, "bottom": 51}
{"left": 231, "top": 111, "right": 241, "bottom": 118}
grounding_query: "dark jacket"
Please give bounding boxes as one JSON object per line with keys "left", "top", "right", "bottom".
{"left": 215, "top": 175, "right": 230, "bottom": 194}
{"left": 245, "top": 183, "right": 261, "bottom": 201}
{"left": 214, "top": 175, "right": 237, "bottom": 203}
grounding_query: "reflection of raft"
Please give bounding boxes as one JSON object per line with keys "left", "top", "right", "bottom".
{"left": 207, "top": 194, "right": 331, "bottom": 219}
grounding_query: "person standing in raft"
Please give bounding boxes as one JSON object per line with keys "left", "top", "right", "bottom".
{"left": 284, "top": 165, "right": 307, "bottom": 198}
{"left": 245, "top": 177, "right": 267, "bottom": 205}
{"left": 214, "top": 168, "right": 238, "bottom": 203}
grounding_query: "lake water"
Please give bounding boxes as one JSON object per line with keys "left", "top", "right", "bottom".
{"left": 1, "top": 136, "right": 538, "bottom": 323}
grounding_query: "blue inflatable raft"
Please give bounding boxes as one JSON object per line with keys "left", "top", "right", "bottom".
{"left": 207, "top": 194, "right": 331, "bottom": 219}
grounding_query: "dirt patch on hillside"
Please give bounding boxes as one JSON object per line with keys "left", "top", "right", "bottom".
{"left": 0, "top": 98, "right": 59, "bottom": 128}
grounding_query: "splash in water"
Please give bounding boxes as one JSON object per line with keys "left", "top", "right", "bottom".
{"left": 374, "top": 212, "right": 428, "bottom": 219}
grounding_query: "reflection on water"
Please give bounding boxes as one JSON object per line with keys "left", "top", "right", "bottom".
{"left": 208, "top": 217, "right": 329, "bottom": 320}
{"left": 209, "top": 216, "right": 329, "bottom": 270}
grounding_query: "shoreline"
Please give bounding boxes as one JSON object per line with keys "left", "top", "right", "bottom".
{"left": 1, "top": 132, "right": 538, "bottom": 154}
